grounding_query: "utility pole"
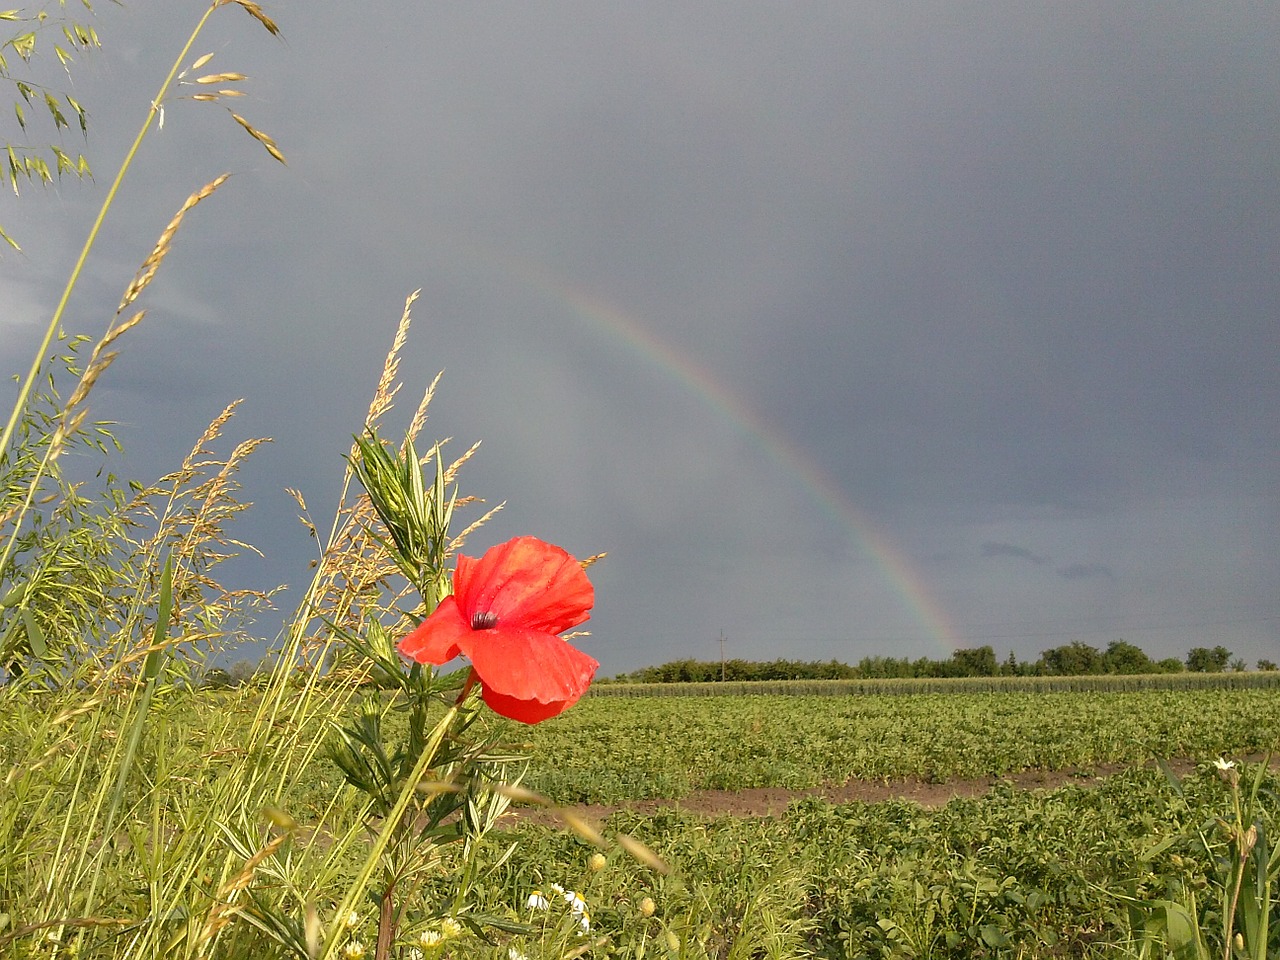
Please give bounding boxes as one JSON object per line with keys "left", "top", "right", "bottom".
{"left": 719, "top": 629, "right": 726, "bottom": 681}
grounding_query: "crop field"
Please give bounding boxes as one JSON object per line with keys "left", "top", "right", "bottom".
{"left": 490, "top": 687, "right": 1280, "bottom": 958}
{"left": 4, "top": 680, "right": 1277, "bottom": 958}
{"left": 520, "top": 687, "right": 1280, "bottom": 803}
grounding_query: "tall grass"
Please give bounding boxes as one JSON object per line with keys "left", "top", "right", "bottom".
{"left": 0, "top": 9, "right": 672, "bottom": 958}
{"left": 0, "top": 5, "right": 498, "bottom": 958}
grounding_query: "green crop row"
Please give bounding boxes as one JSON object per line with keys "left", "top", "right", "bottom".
{"left": 522, "top": 688, "right": 1280, "bottom": 803}
{"left": 479, "top": 762, "right": 1275, "bottom": 959}
{"left": 3, "top": 682, "right": 1276, "bottom": 957}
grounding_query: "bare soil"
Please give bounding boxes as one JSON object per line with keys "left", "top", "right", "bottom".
{"left": 506, "top": 757, "right": 1262, "bottom": 827}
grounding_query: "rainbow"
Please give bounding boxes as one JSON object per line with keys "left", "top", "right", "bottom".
{"left": 466, "top": 251, "right": 962, "bottom": 652}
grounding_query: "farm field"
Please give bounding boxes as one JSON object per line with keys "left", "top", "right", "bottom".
{"left": 517, "top": 687, "right": 1280, "bottom": 804}
{"left": 494, "top": 687, "right": 1280, "bottom": 958}
{"left": 5, "top": 681, "right": 1277, "bottom": 958}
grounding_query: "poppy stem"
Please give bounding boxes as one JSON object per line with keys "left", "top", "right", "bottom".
{"left": 374, "top": 880, "right": 395, "bottom": 960}
{"left": 455, "top": 667, "right": 478, "bottom": 706}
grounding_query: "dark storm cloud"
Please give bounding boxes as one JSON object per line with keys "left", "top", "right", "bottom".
{"left": 982, "top": 542, "right": 1048, "bottom": 566}
{"left": 3, "top": 1, "right": 1277, "bottom": 671}
{"left": 1057, "top": 563, "right": 1115, "bottom": 581}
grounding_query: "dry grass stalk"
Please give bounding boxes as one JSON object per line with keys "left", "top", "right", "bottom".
{"left": 362, "top": 289, "right": 419, "bottom": 439}
{"left": 229, "top": 112, "right": 285, "bottom": 163}
{"left": 217, "top": 0, "right": 282, "bottom": 36}
{"left": 194, "top": 831, "right": 289, "bottom": 948}
{"left": 118, "top": 174, "right": 230, "bottom": 313}
{"left": 403, "top": 368, "right": 441, "bottom": 449}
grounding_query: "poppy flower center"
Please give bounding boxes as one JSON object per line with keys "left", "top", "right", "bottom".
{"left": 470, "top": 611, "right": 499, "bottom": 630}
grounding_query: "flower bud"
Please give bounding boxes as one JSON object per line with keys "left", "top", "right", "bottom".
{"left": 588, "top": 853, "right": 608, "bottom": 872}
{"left": 638, "top": 896, "right": 656, "bottom": 918}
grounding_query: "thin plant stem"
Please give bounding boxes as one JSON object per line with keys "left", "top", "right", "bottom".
{"left": 0, "top": 2, "right": 219, "bottom": 473}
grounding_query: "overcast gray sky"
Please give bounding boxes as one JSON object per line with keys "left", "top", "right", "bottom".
{"left": 3, "top": 1, "right": 1277, "bottom": 674}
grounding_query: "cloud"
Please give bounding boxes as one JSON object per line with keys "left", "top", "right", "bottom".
{"left": 982, "top": 542, "right": 1048, "bottom": 566}
{"left": 2, "top": 1, "right": 1276, "bottom": 674}
{"left": 1057, "top": 563, "right": 1116, "bottom": 581}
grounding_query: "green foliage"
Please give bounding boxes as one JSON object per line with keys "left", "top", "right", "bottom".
{"left": 487, "top": 764, "right": 1280, "bottom": 959}
{"left": 1040, "top": 640, "right": 1105, "bottom": 676}
{"left": 592, "top": 671, "right": 1280, "bottom": 700}
{"left": 624, "top": 641, "right": 1257, "bottom": 686}
{"left": 617, "top": 657, "right": 859, "bottom": 684}
{"left": 1188, "top": 645, "right": 1235, "bottom": 673}
{"left": 525, "top": 689, "right": 1280, "bottom": 804}
{"left": 1103, "top": 640, "right": 1158, "bottom": 675}
{"left": 349, "top": 432, "right": 455, "bottom": 611}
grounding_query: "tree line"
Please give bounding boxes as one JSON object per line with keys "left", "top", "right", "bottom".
{"left": 607, "top": 641, "right": 1276, "bottom": 684}
{"left": 194, "top": 640, "right": 1275, "bottom": 689}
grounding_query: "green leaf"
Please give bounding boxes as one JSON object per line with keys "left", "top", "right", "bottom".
{"left": 979, "top": 924, "right": 1009, "bottom": 948}
{"left": 19, "top": 608, "right": 46, "bottom": 658}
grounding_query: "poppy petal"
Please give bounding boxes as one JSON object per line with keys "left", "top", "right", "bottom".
{"left": 397, "top": 595, "right": 471, "bottom": 665}
{"left": 464, "top": 624, "right": 598, "bottom": 718}
{"left": 480, "top": 686, "right": 575, "bottom": 724}
{"left": 454, "top": 537, "right": 593, "bottom": 634}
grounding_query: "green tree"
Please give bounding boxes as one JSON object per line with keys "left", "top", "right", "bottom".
{"left": 1101, "top": 640, "right": 1155, "bottom": 675}
{"left": 1039, "top": 641, "right": 1102, "bottom": 676}
{"left": 1258, "top": 659, "right": 1277, "bottom": 671}
{"left": 201, "top": 666, "right": 233, "bottom": 689}
{"left": 950, "top": 645, "right": 998, "bottom": 677}
{"left": 1185, "top": 645, "right": 1232, "bottom": 672}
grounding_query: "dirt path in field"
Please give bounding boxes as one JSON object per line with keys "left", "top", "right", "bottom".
{"left": 508, "top": 756, "right": 1274, "bottom": 826}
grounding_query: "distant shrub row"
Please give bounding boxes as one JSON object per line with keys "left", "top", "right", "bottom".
{"left": 604, "top": 641, "right": 1276, "bottom": 685}
{"left": 588, "top": 670, "right": 1280, "bottom": 698}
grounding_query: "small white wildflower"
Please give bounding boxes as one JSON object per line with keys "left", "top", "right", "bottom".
{"left": 508, "top": 949, "right": 529, "bottom": 960}
{"left": 1214, "top": 756, "right": 1237, "bottom": 772}
{"left": 342, "top": 909, "right": 361, "bottom": 930}
{"left": 406, "top": 950, "right": 424, "bottom": 960}
{"left": 527, "top": 890, "right": 550, "bottom": 910}
{"left": 561, "top": 888, "right": 590, "bottom": 932}
{"left": 417, "top": 928, "right": 443, "bottom": 948}
{"left": 342, "top": 942, "right": 366, "bottom": 960}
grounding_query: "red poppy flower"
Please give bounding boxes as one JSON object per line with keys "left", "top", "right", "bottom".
{"left": 398, "top": 536, "right": 599, "bottom": 724}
